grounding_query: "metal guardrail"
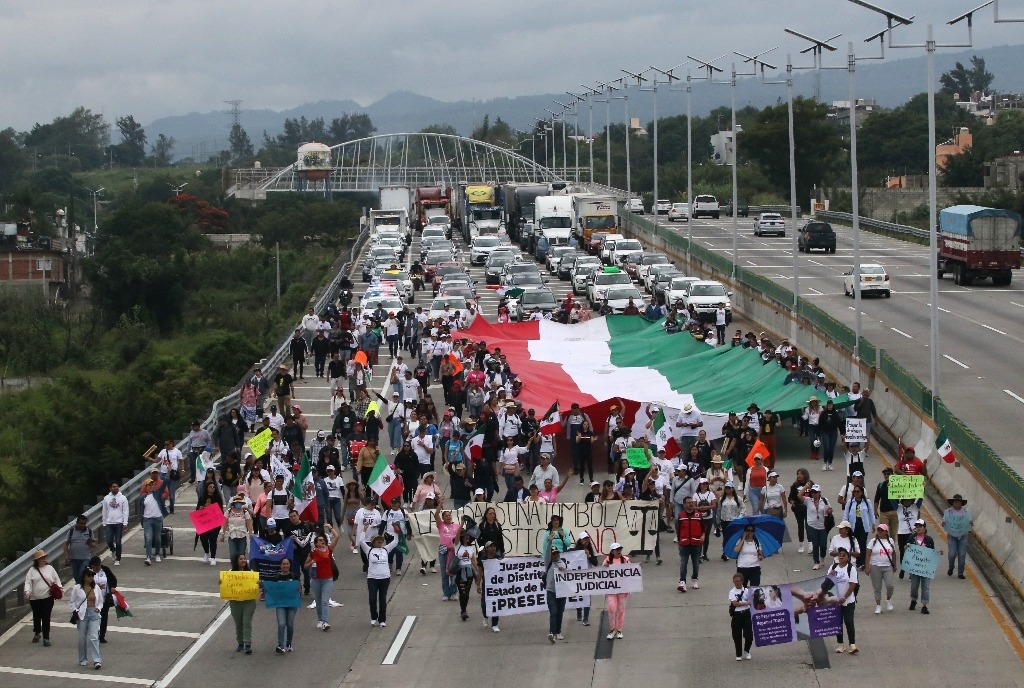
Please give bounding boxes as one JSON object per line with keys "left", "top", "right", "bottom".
{"left": 0, "top": 227, "right": 368, "bottom": 614}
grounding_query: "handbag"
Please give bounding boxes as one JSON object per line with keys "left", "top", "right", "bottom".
{"left": 169, "top": 469, "right": 181, "bottom": 481}
{"left": 70, "top": 611, "right": 80, "bottom": 625}
{"left": 446, "top": 549, "right": 462, "bottom": 575}
{"left": 42, "top": 571, "right": 63, "bottom": 600}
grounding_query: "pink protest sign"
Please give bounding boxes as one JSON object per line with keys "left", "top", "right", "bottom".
{"left": 190, "top": 503, "right": 226, "bottom": 535}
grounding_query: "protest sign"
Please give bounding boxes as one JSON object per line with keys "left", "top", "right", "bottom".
{"left": 888, "top": 475, "right": 925, "bottom": 500}
{"left": 263, "top": 579, "right": 301, "bottom": 608}
{"left": 902, "top": 544, "right": 940, "bottom": 579}
{"left": 750, "top": 575, "right": 850, "bottom": 648}
{"left": 555, "top": 563, "right": 643, "bottom": 597}
{"left": 750, "top": 584, "right": 796, "bottom": 646}
{"left": 189, "top": 503, "right": 226, "bottom": 535}
{"left": 625, "top": 447, "right": 651, "bottom": 469}
{"left": 408, "top": 501, "right": 660, "bottom": 562}
{"left": 943, "top": 511, "right": 972, "bottom": 537}
{"left": 482, "top": 557, "right": 549, "bottom": 617}
{"left": 247, "top": 429, "right": 272, "bottom": 459}
{"left": 248, "top": 536, "right": 295, "bottom": 579}
{"left": 219, "top": 571, "right": 260, "bottom": 601}
{"left": 561, "top": 550, "right": 589, "bottom": 611}
{"left": 844, "top": 418, "right": 867, "bottom": 443}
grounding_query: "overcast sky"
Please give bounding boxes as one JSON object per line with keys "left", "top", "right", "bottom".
{"left": 2, "top": 0, "right": 1020, "bottom": 131}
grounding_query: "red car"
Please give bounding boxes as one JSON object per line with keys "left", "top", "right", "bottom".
{"left": 587, "top": 232, "right": 610, "bottom": 256}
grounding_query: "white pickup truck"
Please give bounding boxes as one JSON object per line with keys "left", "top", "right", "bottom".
{"left": 691, "top": 194, "right": 720, "bottom": 219}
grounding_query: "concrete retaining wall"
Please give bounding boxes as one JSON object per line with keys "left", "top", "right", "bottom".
{"left": 620, "top": 214, "right": 1024, "bottom": 604}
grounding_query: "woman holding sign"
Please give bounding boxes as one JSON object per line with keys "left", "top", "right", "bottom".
{"left": 907, "top": 519, "right": 935, "bottom": 615}
{"left": 197, "top": 481, "right": 225, "bottom": 566}
{"left": 603, "top": 544, "right": 630, "bottom": 640}
{"left": 228, "top": 553, "right": 257, "bottom": 654}
{"left": 942, "top": 494, "right": 972, "bottom": 579}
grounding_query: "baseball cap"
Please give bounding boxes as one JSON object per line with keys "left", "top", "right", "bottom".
{"left": 810, "top": 484, "right": 821, "bottom": 492}
{"left": 266, "top": 518, "right": 277, "bottom": 528}
{"left": 852, "top": 470, "right": 863, "bottom": 477}
{"left": 474, "top": 488, "right": 485, "bottom": 495}
{"left": 590, "top": 481, "right": 600, "bottom": 487}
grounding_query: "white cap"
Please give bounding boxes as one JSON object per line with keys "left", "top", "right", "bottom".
{"left": 578, "top": 530, "right": 591, "bottom": 540}
{"left": 810, "top": 484, "right": 822, "bottom": 492}
{"left": 610, "top": 542, "right": 623, "bottom": 550}
{"left": 474, "top": 488, "right": 485, "bottom": 495}
{"left": 590, "top": 481, "right": 601, "bottom": 487}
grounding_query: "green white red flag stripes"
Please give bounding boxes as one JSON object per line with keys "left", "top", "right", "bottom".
{"left": 368, "top": 452, "right": 403, "bottom": 504}
{"left": 291, "top": 452, "right": 319, "bottom": 522}
{"left": 935, "top": 429, "right": 956, "bottom": 464}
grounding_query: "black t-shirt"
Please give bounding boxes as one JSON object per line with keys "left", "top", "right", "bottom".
{"left": 275, "top": 373, "right": 294, "bottom": 396}
{"left": 873, "top": 481, "right": 894, "bottom": 512}
{"left": 221, "top": 460, "right": 241, "bottom": 487}
{"left": 328, "top": 359, "right": 345, "bottom": 378}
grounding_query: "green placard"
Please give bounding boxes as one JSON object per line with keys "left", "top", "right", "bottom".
{"left": 626, "top": 447, "right": 650, "bottom": 469}
{"left": 888, "top": 474, "right": 924, "bottom": 499}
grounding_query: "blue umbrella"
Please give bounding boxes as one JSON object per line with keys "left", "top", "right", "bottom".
{"left": 723, "top": 515, "right": 787, "bottom": 559}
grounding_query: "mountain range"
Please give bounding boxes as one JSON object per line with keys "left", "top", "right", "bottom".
{"left": 148, "top": 44, "right": 1024, "bottom": 162}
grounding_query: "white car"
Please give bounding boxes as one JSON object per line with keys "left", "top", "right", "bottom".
{"left": 636, "top": 253, "right": 672, "bottom": 283}
{"left": 421, "top": 227, "right": 448, "bottom": 242}
{"left": 843, "top": 263, "right": 891, "bottom": 298}
{"left": 587, "top": 269, "right": 633, "bottom": 307}
{"left": 691, "top": 194, "right": 720, "bottom": 219}
{"left": 645, "top": 263, "right": 680, "bottom": 293}
{"left": 682, "top": 280, "right": 732, "bottom": 322}
{"left": 654, "top": 199, "right": 672, "bottom": 215}
{"left": 600, "top": 236, "right": 626, "bottom": 264}
{"left": 376, "top": 269, "right": 414, "bottom": 302}
{"left": 627, "top": 198, "right": 644, "bottom": 214}
{"left": 428, "top": 296, "right": 477, "bottom": 325}
{"left": 360, "top": 295, "right": 405, "bottom": 321}
{"left": 602, "top": 286, "right": 644, "bottom": 313}
{"left": 609, "top": 238, "right": 643, "bottom": 265}
{"left": 666, "top": 276, "right": 701, "bottom": 307}
{"left": 470, "top": 235, "right": 503, "bottom": 265}
{"left": 571, "top": 264, "right": 600, "bottom": 295}
{"left": 668, "top": 203, "right": 690, "bottom": 222}
{"left": 753, "top": 213, "right": 787, "bottom": 237}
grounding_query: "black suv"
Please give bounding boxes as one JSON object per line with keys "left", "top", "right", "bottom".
{"left": 723, "top": 198, "right": 749, "bottom": 217}
{"left": 798, "top": 221, "right": 837, "bottom": 253}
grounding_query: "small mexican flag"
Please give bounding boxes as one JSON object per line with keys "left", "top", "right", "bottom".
{"left": 935, "top": 429, "right": 956, "bottom": 464}
{"left": 652, "top": 408, "right": 681, "bottom": 459}
{"left": 368, "top": 452, "right": 403, "bottom": 504}
{"left": 539, "top": 401, "right": 561, "bottom": 435}
{"left": 463, "top": 429, "right": 485, "bottom": 462}
{"left": 292, "top": 452, "right": 319, "bottom": 522}
{"left": 195, "top": 452, "right": 211, "bottom": 478}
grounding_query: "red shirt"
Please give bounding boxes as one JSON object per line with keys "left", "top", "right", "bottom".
{"left": 310, "top": 546, "right": 334, "bottom": 579}
{"left": 898, "top": 458, "right": 925, "bottom": 475}
{"left": 748, "top": 466, "right": 768, "bottom": 488}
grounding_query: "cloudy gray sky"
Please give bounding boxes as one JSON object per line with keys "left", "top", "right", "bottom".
{"left": 1, "top": 0, "right": 1020, "bottom": 130}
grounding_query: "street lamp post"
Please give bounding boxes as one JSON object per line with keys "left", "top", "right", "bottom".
{"left": 85, "top": 187, "right": 105, "bottom": 234}
{"left": 849, "top": 0, "right": 993, "bottom": 405}
{"left": 596, "top": 82, "right": 618, "bottom": 188}
{"left": 168, "top": 182, "right": 188, "bottom": 196}
{"left": 566, "top": 93, "right": 587, "bottom": 184}
{"left": 681, "top": 60, "right": 723, "bottom": 267}
{"left": 647, "top": 64, "right": 683, "bottom": 231}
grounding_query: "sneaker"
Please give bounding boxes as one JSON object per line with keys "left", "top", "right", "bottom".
{"left": 736, "top": 656, "right": 743, "bottom": 661}
{"left": 420, "top": 566, "right": 426, "bottom": 575}
{"left": 692, "top": 581, "right": 700, "bottom": 589}
{"left": 395, "top": 570, "right": 402, "bottom": 576}
{"left": 285, "top": 646, "right": 293, "bottom": 652}
{"left": 430, "top": 565, "right": 437, "bottom": 573}
{"left": 210, "top": 558, "right": 217, "bottom": 566}
{"left": 921, "top": 606, "right": 930, "bottom": 614}
{"left": 720, "top": 554, "right": 729, "bottom": 562}
{"left": 874, "top": 605, "right": 882, "bottom": 614}
{"left": 812, "top": 564, "right": 821, "bottom": 570}
{"left": 849, "top": 644, "right": 859, "bottom": 654}
{"left": 483, "top": 617, "right": 489, "bottom": 627}
{"left": 316, "top": 621, "right": 324, "bottom": 630}
{"left": 323, "top": 623, "right": 330, "bottom": 631}
{"left": 379, "top": 622, "right": 386, "bottom": 628}
{"left": 744, "top": 652, "right": 751, "bottom": 660}
{"left": 555, "top": 634, "right": 565, "bottom": 640}
{"left": 798, "top": 545, "right": 805, "bottom": 553}
{"left": 155, "top": 556, "right": 162, "bottom": 563}
{"left": 371, "top": 620, "right": 378, "bottom": 626}
{"left": 835, "top": 645, "right": 845, "bottom": 653}
{"left": 32, "top": 633, "right": 40, "bottom": 643}
{"left": 547, "top": 633, "right": 555, "bottom": 644}
{"left": 822, "top": 464, "right": 828, "bottom": 471}
{"left": 202, "top": 554, "right": 209, "bottom": 563}
{"left": 616, "top": 631, "right": 623, "bottom": 639}
{"left": 244, "top": 644, "right": 252, "bottom": 655}
{"left": 909, "top": 600, "right": 917, "bottom": 610}
{"left": 947, "top": 567, "right": 954, "bottom": 576}
{"left": 607, "top": 631, "right": 616, "bottom": 640}
{"left": 677, "top": 581, "right": 687, "bottom": 592}
{"left": 958, "top": 574, "right": 966, "bottom": 580}
{"left": 236, "top": 643, "right": 245, "bottom": 652}
{"left": 307, "top": 602, "right": 317, "bottom": 609}
{"left": 886, "top": 601, "right": 894, "bottom": 611}
{"left": 80, "top": 661, "right": 88, "bottom": 667}
{"left": 328, "top": 600, "right": 343, "bottom": 607}
{"left": 492, "top": 626, "right": 500, "bottom": 633}
{"left": 43, "top": 640, "right": 51, "bottom": 647}
{"left": 351, "top": 548, "right": 358, "bottom": 554}
{"left": 276, "top": 646, "right": 286, "bottom": 654}
{"left": 144, "top": 558, "right": 152, "bottom": 566}
{"left": 113, "top": 560, "right": 120, "bottom": 566}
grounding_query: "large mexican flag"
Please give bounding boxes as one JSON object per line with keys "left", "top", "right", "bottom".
{"left": 464, "top": 316, "right": 846, "bottom": 439}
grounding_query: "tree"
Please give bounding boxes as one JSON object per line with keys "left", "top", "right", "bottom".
{"left": 115, "top": 115, "right": 147, "bottom": 166}
{"left": 328, "top": 113, "right": 376, "bottom": 144}
{"left": 940, "top": 147, "right": 984, "bottom": 186}
{"left": 228, "top": 123, "right": 254, "bottom": 163}
{"left": 0, "top": 129, "right": 25, "bottom": 193}
{"left": 23, "top": 107, "right": 110, "bottom": 170}
{"left": 939, "top": 56, "right": 994, "bottom": 97}
{"left": 150, "top": 134, "right": 175, "bottom": 166}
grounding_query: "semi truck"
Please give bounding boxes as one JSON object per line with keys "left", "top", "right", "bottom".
{"left": 458, "top": 183, "right": 504, "bottom": 242}
{"left": 572, "top": 194, "right": 618, "bottom": 242}
{"left": 368, "top": 207, "right": 409, "bottom": 239}
{"left": 533, "top": 195, "right": 575, "bottom": 260}
{"left": 379, "top": 186, "right": 412, "bottom": 214}
{"left": 501, "top": 182, "right": 549, "bottom": 243}
{"left": 937, "top": 205, "right": 1021, "bottom": 286}
{"left": 413, "top": 186, "right": 452, "bottom": 232}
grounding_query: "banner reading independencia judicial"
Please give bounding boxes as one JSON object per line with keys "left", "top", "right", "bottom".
{"left": 407, "top": 501, "right": 660, "bottom": 562}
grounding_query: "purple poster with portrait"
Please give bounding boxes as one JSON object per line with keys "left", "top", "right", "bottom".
{"left": 751, "top": 584, "right": 795, "bottom": 647}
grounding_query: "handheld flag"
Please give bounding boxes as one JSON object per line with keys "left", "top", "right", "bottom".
{"left": 745, "top": 439, "right": 770, "bottom": 468}
{"left": 464, "top": 428, "right": 485, "bottom": 462}
{"left": 368, "top": 452, "right": 403, "bottom": 504}
{"left": 539, "top": 402, "right": 561, "bottom": 435}
{"left": 652, "top": 408, "right": 681, "bottom": 458}
{"left": 935, "top": 429, "right": 955, "bottom": 464}
{"left": 291, "top": 451, "right": 319, "bottom": 522}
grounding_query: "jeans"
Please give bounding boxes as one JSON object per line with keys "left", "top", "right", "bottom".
{"left": 836, "top": 603, "right": 856, "bottom": 644}
{"left": 328, "top": 498, "right": 343, "bottom": 527}
{"left": 388, "top": 419, "right": 404, "bottom": 450}
{"left": 70, "top": 559, "right": 89, "bottom": 586}
{"left": 104, "top": 524, "right": 124, "bottom": 562}
{"left": 368, "top": 577, "right": 390, "bottom": 623}
{"left": 440, "top": 547, "right": 457, "bottom": 598}
{"left": 503, "top": 471, "right": 517, "bottom": 495}
{"left": 78, "top": 608, "right": 101, "bottom": 664}
{"left": 228, "top": 537, "right": 248, "bottom": 563}
{"left": 276, "top": 607, "right": 297, "bottom": 648}
{"left": 947, "top": 534, "right": 969, "bottom": 576}
{"left": 747, "top": 487, "right": 764, "bottom": 515}
{"left": 546, "top": 591, "right": 566, "bottom": 634}
{"left": 230, "top": 599, "right": 256, "bottom": 644}
{"left": 807, "top": 525, "right": 827, "bottom": 564}
{"left": 310, "top": 577, "right": 333, "bottom": 624}
{"left": 142, "top": 516, "right": 163, "bottom": 559}
{"left": 678, "top": 544, "right": 701, "bottom": 582}
{"left": 910, "top": 574, "right": 930, "bottom": 604}
{"left": 821, "top": 428, "right": 839, "bottom": 465}
{"left": 164, "top": 476, "right": 179, "bottom": 511}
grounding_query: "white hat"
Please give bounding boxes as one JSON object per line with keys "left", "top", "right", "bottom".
{"left": 590, "top": 481, "right": 601, "bottom": 487}
{"left": 578, "top": 530, "right": 591, "bottom": 540}
{"left": 838, "top": 520, "right": 853, "bottom": 530}
{"left": 682, "top": 403, "right": 694, "bottom": 412}
{"left": 768, "top": 471, "right": 779, "bottom": 478}
{"left": 810, "top": 484, "right": 821, "bottom": 492}
{"left": 610, "top": 542, "right": 623, "bottom": 550}
{"left": 474, "top": 488, "right": 485, "bottom": 495}
{"left": 624, "top": 467, "right": 636, "bottom": 475}
{"left": 852, "top": 470, "right": 863, "bottom": 477}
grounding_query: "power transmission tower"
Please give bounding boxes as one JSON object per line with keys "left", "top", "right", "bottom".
{"left": 225, "top": 100, "right": 243, "bottom": 128}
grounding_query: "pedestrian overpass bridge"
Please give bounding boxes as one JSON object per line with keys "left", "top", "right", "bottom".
{"left": 227, "top": 132, "right": 605, "bottom": 200}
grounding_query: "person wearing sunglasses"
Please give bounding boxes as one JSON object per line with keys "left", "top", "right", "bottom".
{"left": 733, "top": 525, "right": 765, "bottom": 586}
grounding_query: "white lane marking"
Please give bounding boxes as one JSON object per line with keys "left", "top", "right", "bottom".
{"left": 943, "top": 355, "right": 969, "bottom": 369}
{"left": 118, "top": 554, "right": 225, "bottom": 566}
{"left": 808, "top": 260, "right": 825, "bottom": 266}
{"left": 982, "top": 324, "right": 1008, "bottom": 335}
{"left": 0, "top": 667, "right": 152, "bottom": 685}
{"left": 21, "top": 620, "right": 201, "bottom": 638}
{"left": 925, "top": 303, "right": 951, "bottom": 314}
{"left": 808, "top": 287, "right": 824, "bottom": 295}
{"left": 154, "top": 606, "right": 231, "bottom": 688}
{"left": 890, "top": 327, "right": 914, "bottom": 339}
{"left": 118, "top": 585, "right": 221, "bottom": 597}
{"left": 746, "top": 261, "right": 758, "bottom": 267}
{"left": 1011, "top": 302, "right": 1024, "bottom": 309}
{"left": 382, "top": 615, "right": 417, "bottom": 665}
{"left": 1005, "top": 390, "right": 1024, "bottom": 405}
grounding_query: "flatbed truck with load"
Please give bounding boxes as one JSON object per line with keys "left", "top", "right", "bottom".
{"left": 937, "top": 205, "right": 1021, "bottom": 286}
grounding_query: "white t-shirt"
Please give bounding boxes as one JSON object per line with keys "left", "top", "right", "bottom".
{"left": 736, "top": 540, "right": 761, "bottom": 568}
{"left": 764, "top": 483, "right": 786, "bottom": 509}
{"left": 413, "top": 434, "right": 434, "bottom": 465}
{"left": 867, "top": 537, "right": 897, "bottom": 568}
{"left": 727, "top": 586, "right": 750, "bottom": 611}
{"left": 828, "top": 534, "right": 860, "bottom": 560}
{"left": 324, "top": 476, "right": 343, "bottom": 499}
{"left": 829, "top": 562, "right": 859, "bottom": 605}
{"left": 156, "top": 448, "right": 183, "bottom": 475}
{"left": 354, "top": 507, "right": 382, "bottom": 543}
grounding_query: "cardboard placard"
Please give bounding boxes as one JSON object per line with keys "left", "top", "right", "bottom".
{"left": 902, "top": 544, "right": 940, "bottom": 579}
{"left": 219, "top": 571, "right": 260, "bottom": 601}
{"left": 888, "top": 475, "right": 925, "bottom": 500}
{"left": 189, "top": 503, "right": 226, "bottom": 535}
